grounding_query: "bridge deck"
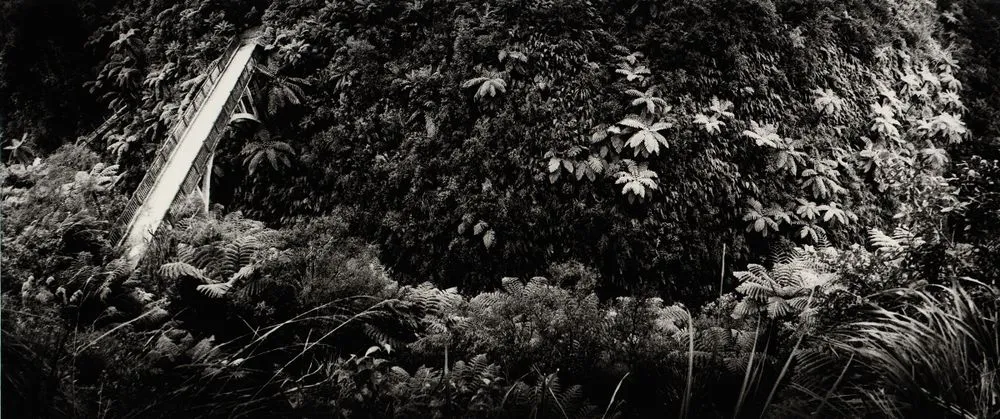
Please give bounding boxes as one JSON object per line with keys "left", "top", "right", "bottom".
{"left": 121, "top": 42, "right": 257, "bottom": 267}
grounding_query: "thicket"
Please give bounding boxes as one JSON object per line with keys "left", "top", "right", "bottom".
{"left": 3, "top": 0, "right": 1000, "bottom": 417}
{"left": 3, "top": 146, "right": 998, "bottom": 417}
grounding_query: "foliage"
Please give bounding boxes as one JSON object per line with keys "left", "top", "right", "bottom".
{"left": 1, "top": 145, "right": 124, "bottom": 297}
{"left": 179, "top": 0, "right": 964, "bottom": 298}
{"left": 820, "top": 280, "right": 1000, "bottom": 418}
{"left": 4, "top": 0, "right": 1000, "bottom": 418}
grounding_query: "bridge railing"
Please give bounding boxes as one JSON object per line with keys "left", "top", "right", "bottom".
{"left": 109, "top": 36, "right": 251, "bottom": 246}
{"left": 172, "top": 51, "right": 257, "bottom": 208}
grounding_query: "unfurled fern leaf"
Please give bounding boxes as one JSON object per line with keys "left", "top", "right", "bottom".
{"left": 105, "top": 258, "right": 132, "bottom": 285}
{"left": 501, "top": 277, "right": 523, "bottom": 294}
{"left": 470, "top": 291, "right": 505, "bottom": 309}
{"left": 232, "top": 264, "right": 256, "bottom": 282}
{"left": 160, "top": 262, "right": 209, "bottom": 282}
{"left": 196, "top": 279, "right": 233, "bottom": 298}
{"left": 235, "top": 236, "right": 262, "bottom": 262}
{"left": 364, "top": 323, "right": 402, "bottom": 349}
{"left": 868, "top": 228, "right": 902, "bottom": 253}
{"left": 659, "top": 304, "right": 691, "bottom": 327}
{"left": 736, "top": 281, "right": 773, "bottom": 300}
{"left": 525, "top": 276, "right": 549, "bottom": 294}
{"left": 766, "top": 296, "right": 793, "bottom": 318}
{"left": 187, "top": 336, "right": 220, "bottom": 362}
{"left": 188, "top": 245, "right": 228, "bottom": 277}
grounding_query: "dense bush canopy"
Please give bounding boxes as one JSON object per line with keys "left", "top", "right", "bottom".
{"left": 2, "top": 0, "right": 1000, "bottom": 417}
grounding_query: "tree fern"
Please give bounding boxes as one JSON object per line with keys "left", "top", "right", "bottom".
{"left": 461, "top": 72, "right": 507, "bottom": 102}
{"left": 732, "top": 247, "right": 840, "bottom": 321}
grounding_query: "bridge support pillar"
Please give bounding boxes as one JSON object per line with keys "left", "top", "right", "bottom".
{"left": 202, "top": 152, "right": 214, "bottom": 214}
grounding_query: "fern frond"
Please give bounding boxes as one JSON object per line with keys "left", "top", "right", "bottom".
{"left": 869, "top": 228, "right": 902, "bottom": 252}
{"left": 196, "top": 280, "right": 233, "bottom": 298}
{"left": 160, "top": 262, "right": 209, "bottom": 282}
{"left": 470, "top": 291, "right": 505, "bottom": 309}
{"left": 501, "top": 277, "right": 523, "bottom": 294}
{"left": 736, "top": 281, "right": 773, "bottom": 301}
{"left": 770, "top": 239, "right": 799, "bottom": 264}
{"left": 187, "top": 336, "right": 220, "bottom": 363}
{"left": 231, "top": 235, "right": 262, "bottom": 267}
{"left": 767, "top": 296, "right": 793, "bottom": 318}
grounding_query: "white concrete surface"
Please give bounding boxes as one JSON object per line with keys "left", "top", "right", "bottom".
{"left": 122, "top": 43, "right": 256, "bottom": 268}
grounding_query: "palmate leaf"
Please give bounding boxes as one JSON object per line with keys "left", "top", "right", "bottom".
{"left": 818, "top": 203, "right": 853, "bottom": 226}
{"left": 708, "top": 97, "right": 735, "bottom": 119}
{"left": 938, "top": 91, "right": 964, "bottom": 111}
{"left": 109, "top": 28, "right": 139, "bottom": 52}
{"left": 241, "top": 140, "right": 295, "bottom": 175}
{"left": 615, "top": 63, "right": 650, "bottom": 81}
{"left": 742, "top": 120, "right": 783, "bottom": 148}
{"left": 871, "top": 103, "right": 895, "bottom": 119}
{"left": 462, "top": 74, "right": 507, "bottom": 102}
{"left": 811, "top": 88, "right": 844, "bottom": 116}
{"left": 918, "top": 66, "right": 941, "bottom": 88}
{"left": 476, "top": 79, "right": 506, "bottom": 100}
{"left": 626, "top": 87, "right": 668, "bottom": 115}
{"left": 268, "top": 79, "right": 307, "bottom": 115}
{"left": 797, "top": 224, "right": 825, "bottom": 243}
{"left": 764, "top": 206, "right": 792, "bottom": 226}
{"left": 801, "top": 173, "right": 845, "bottom": 200}
{"left": 871, "top": 116, "right": 902, "bottom": 139}
{"left": 772, "top": 148, "right": 806, "bottom": 175}
{"left": 939, "top": 71, "right": 962, "bottom": 91}
{"left": 900, "top": 72, "right": 922, "bottom": 89}
{"left": 742, "top": 200, "right": 784, "bottom": 236}
{"left": 614, "top": 161, "right": 658, "bottom": 202}
{"left": 617, "top": 118, "right": 672, "bottom": 156}
{"left": 925, "top": 112, "right": 967, "bottom": 144}
{"left": 795, "top": 199, "right": 821, "bottom": 221}
{"left": 617, "top": 118, "right": 646, "bottom": 130}
{"left": 626, "top": 130, "right": 667, "bottom": 155}
{"left": 3, "top": 133, "right": 38, "bottom": 165}
{"left": 693, "top": 113, "right": 725, "bottom": 134}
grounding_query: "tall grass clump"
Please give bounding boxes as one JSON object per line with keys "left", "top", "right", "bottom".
{"left": 836, "top": 280, "right": 999, "bottom": 418}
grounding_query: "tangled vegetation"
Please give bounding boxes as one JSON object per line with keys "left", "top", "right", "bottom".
{"left": 3, "top": 0, "right": 1000, "bottom": 417}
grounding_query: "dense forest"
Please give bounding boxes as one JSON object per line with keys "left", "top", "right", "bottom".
{"left": 2, "top": 0, "right": 999, "bottom": 417}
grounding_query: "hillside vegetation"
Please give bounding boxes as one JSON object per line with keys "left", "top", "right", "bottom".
{"left": 2, "top": 0, "right": 999, "bottom": 417}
